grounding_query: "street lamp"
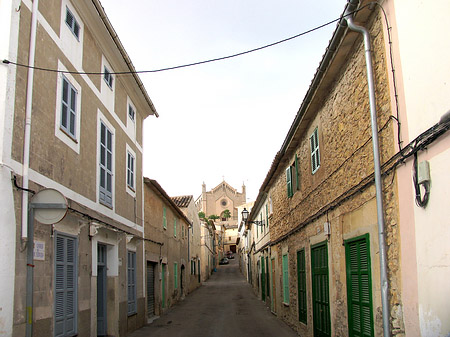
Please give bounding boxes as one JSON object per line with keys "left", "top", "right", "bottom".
{"left": 241, "top": 208, "right": 263, "bottom": 226}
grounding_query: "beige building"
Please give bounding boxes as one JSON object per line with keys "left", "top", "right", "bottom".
{"left": 195, "top": 180, "right": 246, "bottom": 257}
{"left": 171, "top": 195, "right": 202, "bottom": 293}
{"left": 200, "top": 219, "right": 215, "bottom": 281}
{"left": 143, "top": 179, "right": 191, "bottom": 317}
{"left": 0, "top": 1, "right": 157, "bottom": 336}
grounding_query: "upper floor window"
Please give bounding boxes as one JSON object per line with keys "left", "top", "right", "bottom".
{"left": 127, "top": 152, "right": 135, "bottom": 190}
{"left": 99, "top": 122, "right": 113, "bottom": 207}
{"left": 65, "top": 7, "right": 80, "bottom": 40}
{"left": 104, "top": 66, "right": 114, "bottom": 89}
{"left": 286, "top": 154, "right": 299, "bottom": 198}
{"left": 61, "top": 76, "right": 77, "bottom": 139}
{"left": 174, "top": 218, "right": 177, "bottom": 237}
{"left": 310, "top": 127, "right": 320, "bottom": 174}
{"left": 163, "top": 207, "right": 167, "bottom": 229}
{"left": 128, "top": 104, "right": 135, "bottom": 121}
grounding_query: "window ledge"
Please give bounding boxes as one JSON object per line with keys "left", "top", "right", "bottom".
{"left": 59, "top": 127, "right": 78, "bottom": 143}
{"left": 282, "top": 302, "right": 290, "bottom": 307}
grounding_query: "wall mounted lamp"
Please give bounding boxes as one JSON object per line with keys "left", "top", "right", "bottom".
{"left": 241, "top": 208, "right": 263, "bottom": 226}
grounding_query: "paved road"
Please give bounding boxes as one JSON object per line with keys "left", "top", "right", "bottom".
{"left": 130, "top": 258, "right": 298, "bottom": 337}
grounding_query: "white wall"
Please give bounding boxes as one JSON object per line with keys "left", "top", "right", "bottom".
{"left": 392, "top": 0, "right": 450, "bottom": 335}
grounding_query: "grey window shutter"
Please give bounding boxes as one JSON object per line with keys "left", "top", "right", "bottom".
{"left": 55, "top": 234, "right": 77, "bottom": 337}
{"left": 99, "top": 122, "right": 113, "bottom": 207}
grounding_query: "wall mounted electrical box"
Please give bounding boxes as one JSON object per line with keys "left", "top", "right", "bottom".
{"left": 324, "top": 222, "right": 330, "bottom": 236}
{"left": 418, "top": 160, "right": 431, "bottom": 184}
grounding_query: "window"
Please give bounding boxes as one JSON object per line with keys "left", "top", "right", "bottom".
{"left": 310, "top": 128, "right": 320, "bottom": 174}
{"left": 55, "top": 234, "right": 77, "bottom": 336}
{"left": 174, "top": 218, "right": 177, "bottom": 237}
{"left": 128, "top": 104, "right": 135, "bottom": 121}
{"left": 286, "top": 154, "right": 299, "bottom": 198}
{"left": 297, "top": 249, "right": 307, "bottom": 324}
{"left": 127, "top": 251, "right": 137, "bottom": 315}
{"left": 282, "top": 254, "right": 289, "bottom": 304}
{"left": 65, "top": 7, "right": 80, "bottom": 39}
{"left": 127, "top": 152, "right": 135, "bottom": 190}
{"left": 163, "top": 207, "right": 167, "bottom": 229}
{"left": 60, "top": 76, "right": 77, "bottom": 139}
{"left": 174, "top": 263, "right": 178, "bottom": 289}
{"left": 104, "top": 66, "right": 113, "bottom": 89}
{"left": 265, "top": 203, "right": 269, "bottom": 228}
{"left": 99, "top": 122, "right": 113, "bottom": 207}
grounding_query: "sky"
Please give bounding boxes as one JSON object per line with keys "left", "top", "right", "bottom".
{"left": 101, "top": 0, "right": 346, "bottom": 202}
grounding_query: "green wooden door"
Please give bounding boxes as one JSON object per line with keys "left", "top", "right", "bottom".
{"left": 345, "top": 234, "right": 374, "bottom": 337}
{"left": 311, "top": 242, "right": 330, "bottom": 337}
{"left": 162, "top": 264, "right": 166, "bottom": 309}
{"left": 261, "top": 256, "right": 265, "bottom": 301}
{"left": 297, "top": 249, "right": 307, "bottom": 324}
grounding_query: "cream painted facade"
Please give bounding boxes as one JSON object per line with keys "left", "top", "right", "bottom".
{"left": 0, "top": 1, "right": 156, "bottom": 336}
{"left": 382, "top": 1, "right": 450, "bottom": 335}
{"left": 171, "top": 195, "right": 202, "bottom": 292}
{"left": 143, "top": 179, "right": 191, "bottom": 317}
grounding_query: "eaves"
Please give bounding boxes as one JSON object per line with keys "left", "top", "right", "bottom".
{"left": 144, "top": 177, "right": 192, "bottom": 226}
{"left": 252, "top": 0, "right": 374, "bottom": 204}
{"left": 75, "top": 0, "right": 158, "bottom": 118}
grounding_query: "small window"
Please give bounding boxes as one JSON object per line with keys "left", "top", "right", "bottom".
{"left": 127, "top": 152, "right": 135, "bottom": 190}
{"left": 128, "top": 104, "right": 135, "bottom": 121}
{"left": 174, "top": 218, "right": 177, "bottom": 237}
{"left": 310, "top": 128, "right": 320, "bottom": 174}
{"left": 163, "top": 207, "right": 167, "bottom": 229}
{"left": 65, "top": 7, "right": 80, "bottom": 39}
{"left": 61, "top": 76, "right": 77, "bottom": 139}
{"left": 104, "top": 66, "right": 113, "bottom": 89}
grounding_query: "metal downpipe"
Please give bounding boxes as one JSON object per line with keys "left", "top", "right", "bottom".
{"left": 344, "top": 4, "right": 391, "bottom": 337}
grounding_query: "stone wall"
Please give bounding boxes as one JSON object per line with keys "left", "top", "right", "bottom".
{"left": 267, "top": 12, "right": 403, "bottom": 336}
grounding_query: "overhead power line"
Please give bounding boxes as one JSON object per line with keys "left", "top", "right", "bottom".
{"left": 2, "top": 7, "right": 366, "bottom": 75}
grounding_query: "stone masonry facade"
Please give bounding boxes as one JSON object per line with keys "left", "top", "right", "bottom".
{"left": 267, "top": 13, "right": 404, "bottom": 336}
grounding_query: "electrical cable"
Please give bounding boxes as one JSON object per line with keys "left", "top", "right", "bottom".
{"left": 1, "top": 6, "right": 371, "bottom": 75}
{"left": 375, "top": 2, "right": 403, "bottom": 153}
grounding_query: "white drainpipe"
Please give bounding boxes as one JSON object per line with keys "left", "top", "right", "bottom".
{"left": 22, "top": 0, "right": 39, "bottom": 240}
{"left": 344, "top": 3, "right": 390, "bottom": 337}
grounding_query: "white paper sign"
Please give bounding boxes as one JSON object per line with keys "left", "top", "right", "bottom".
{"left": 34, "top": 241, "right": 45, "bottom": 261}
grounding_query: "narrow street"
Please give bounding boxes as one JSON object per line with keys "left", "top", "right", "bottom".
{"left": 130, "top": 258, "right": 298, "bottom": 337}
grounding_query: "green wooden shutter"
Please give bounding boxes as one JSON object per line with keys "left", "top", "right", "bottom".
{"left": 286, "top": 167, "right": 293, "bottom": 198}
{"left": 162, "top": 264, "right": 166, "bottom": 308}
{"left": 282, "top": 254, "right": 289, "bottom": 304}
{"left": 261, "top": 256, "right": 265, "bottom": 301}
{"left": 345, "top": 235, "right": 374, "bottom": 337}
{"left": 297, "top": 249, "right": 307, "bottom": 324}
{"left": 265, "top": 204, "right": 269, "bottom": 228}
{"left": 174, "top": 263, "right": 178, "bottom": 289}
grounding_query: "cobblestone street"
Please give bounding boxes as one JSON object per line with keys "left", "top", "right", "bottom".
{"left": 129, "top": 258, "right": 298, "bottom": 337}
